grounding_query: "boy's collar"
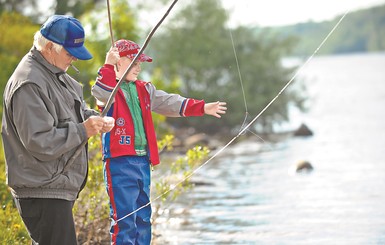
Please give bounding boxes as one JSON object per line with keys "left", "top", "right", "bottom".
{"left": 116, "top": 78, "right": 135, "bottom": 83}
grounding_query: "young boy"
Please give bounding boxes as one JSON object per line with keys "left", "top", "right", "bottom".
{"left": 91, "top": 39, "right": 227, "bottom": 244}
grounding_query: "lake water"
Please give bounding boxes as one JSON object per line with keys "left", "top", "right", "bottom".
{"left": 153, "top": 52, "right": 385, "bottom": 245}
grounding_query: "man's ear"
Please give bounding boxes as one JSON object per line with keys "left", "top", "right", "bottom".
{"left": 45, "top": 42, "right": 53, "bottom": 52}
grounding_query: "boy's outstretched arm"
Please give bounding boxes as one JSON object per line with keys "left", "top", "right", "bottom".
{"left": 204, "top": 101, "right": 227, "bottom": 118}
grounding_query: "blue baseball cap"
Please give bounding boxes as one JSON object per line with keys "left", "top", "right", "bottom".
{"left": 40, "top": 15, "right": 92, "bottom": 60}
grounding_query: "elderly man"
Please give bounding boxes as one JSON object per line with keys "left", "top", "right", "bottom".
{"left": 1, "top": 15, "right": 114, "bottom": 244}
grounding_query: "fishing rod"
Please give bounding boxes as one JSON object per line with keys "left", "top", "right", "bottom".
{"left": 106, "top": 0, "right": 119, "bottom": 72}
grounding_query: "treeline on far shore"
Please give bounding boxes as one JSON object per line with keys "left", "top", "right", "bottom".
{"left": 253, "top": 4, "right": 385, "bottom": 56}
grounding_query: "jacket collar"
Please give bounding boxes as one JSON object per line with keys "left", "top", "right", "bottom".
{"left": 30, "top": 46, "right": 64, "bottom": 75}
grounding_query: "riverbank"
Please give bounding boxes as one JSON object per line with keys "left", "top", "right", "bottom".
{"left": 167, "top": 122, "right": 313, "bottom": 157}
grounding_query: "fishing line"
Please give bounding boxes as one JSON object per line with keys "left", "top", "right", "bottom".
{"left": 225, "top": 2, "right": 272, "bottom": 149}
{"left": 219, "top": 0, "right": 274, "bottom": 151}
{"left": 228, "top": 27, "right": 249, "bottom": 133}
{"left": 113, "top": 6, "right": 351, "bottom": 225}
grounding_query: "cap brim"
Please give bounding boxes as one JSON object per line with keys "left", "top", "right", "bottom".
{"left": 65, "top": 46, "right": 93, "bottom": 60}
{"left": 128, "top": 53, "right": 152, "bottom": 63}
{"left": 138, "top": 54, "right": 153, "bottom": 63}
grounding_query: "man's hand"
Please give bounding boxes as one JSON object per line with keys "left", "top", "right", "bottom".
{"left": 101, "top": 116, "right": 115, "bottom": 133}
{"left": 83, "top": 116, "right": 114, "bottom": 138}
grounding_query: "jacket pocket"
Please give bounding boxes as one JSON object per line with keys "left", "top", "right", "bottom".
{"left": 52, "top": 154, "right": 66, "bottom": 178}
{"left": 57, "top": 117, "right": 71, "bottom": 128}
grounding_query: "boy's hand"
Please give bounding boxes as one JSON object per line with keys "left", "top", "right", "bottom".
{"left": 204, "top": 101, "right": 227, "bottom": 118}
{"left": 105, "top": 46, "right": 120, "bottom": 66}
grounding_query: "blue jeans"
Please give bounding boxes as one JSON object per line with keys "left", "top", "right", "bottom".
{"left": 104, "top": 156, "right": 152, "bottom": 245}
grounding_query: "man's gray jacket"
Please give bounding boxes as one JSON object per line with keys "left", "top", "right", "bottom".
{"left": 1, "top": 47, "right": 98, "bottom": 201}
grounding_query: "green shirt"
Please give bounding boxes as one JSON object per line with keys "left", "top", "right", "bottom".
{"left": 120, "top": 81, "right": 147, "bottom": 156}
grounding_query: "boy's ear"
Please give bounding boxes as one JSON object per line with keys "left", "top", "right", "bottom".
{"left": 117, "top": 59, "right": 122, "bottom": 68}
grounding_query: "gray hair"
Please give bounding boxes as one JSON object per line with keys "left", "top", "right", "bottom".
{"left": 33, "top": 31, "right": 63, "bottom": 53}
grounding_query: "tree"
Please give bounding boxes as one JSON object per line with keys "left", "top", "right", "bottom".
{"left": 0, "top": 12, "right": 39, "bottom": 110}
{"left": 0, "top": 0, "right": 103, "bottom": 22}
{"left": 0, "top": 0, "right": 40, "bottom": 20}
{"left": 150, "top": 0, "right": 304, "bottom": 134}
{"left": 54, "top": 0, "right": 104, "bottom": 18}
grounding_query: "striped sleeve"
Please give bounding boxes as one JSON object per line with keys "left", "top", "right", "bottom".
{"left": 179, "top": 98, "right": 205, "bottom": 117}
{"left": 145, "top": 81, "right": 205, "bottom": 117}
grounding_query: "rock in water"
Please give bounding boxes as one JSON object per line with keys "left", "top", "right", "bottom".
{"left": 294, "top": 123, "right": 313, "bottom": 136}
{"left": 295, "top": 160, "right": 314, "bottom": 173}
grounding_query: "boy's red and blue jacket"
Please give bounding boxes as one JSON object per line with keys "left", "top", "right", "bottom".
{"left": 91, "top": 64, "right": 205, "bottom": 165}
